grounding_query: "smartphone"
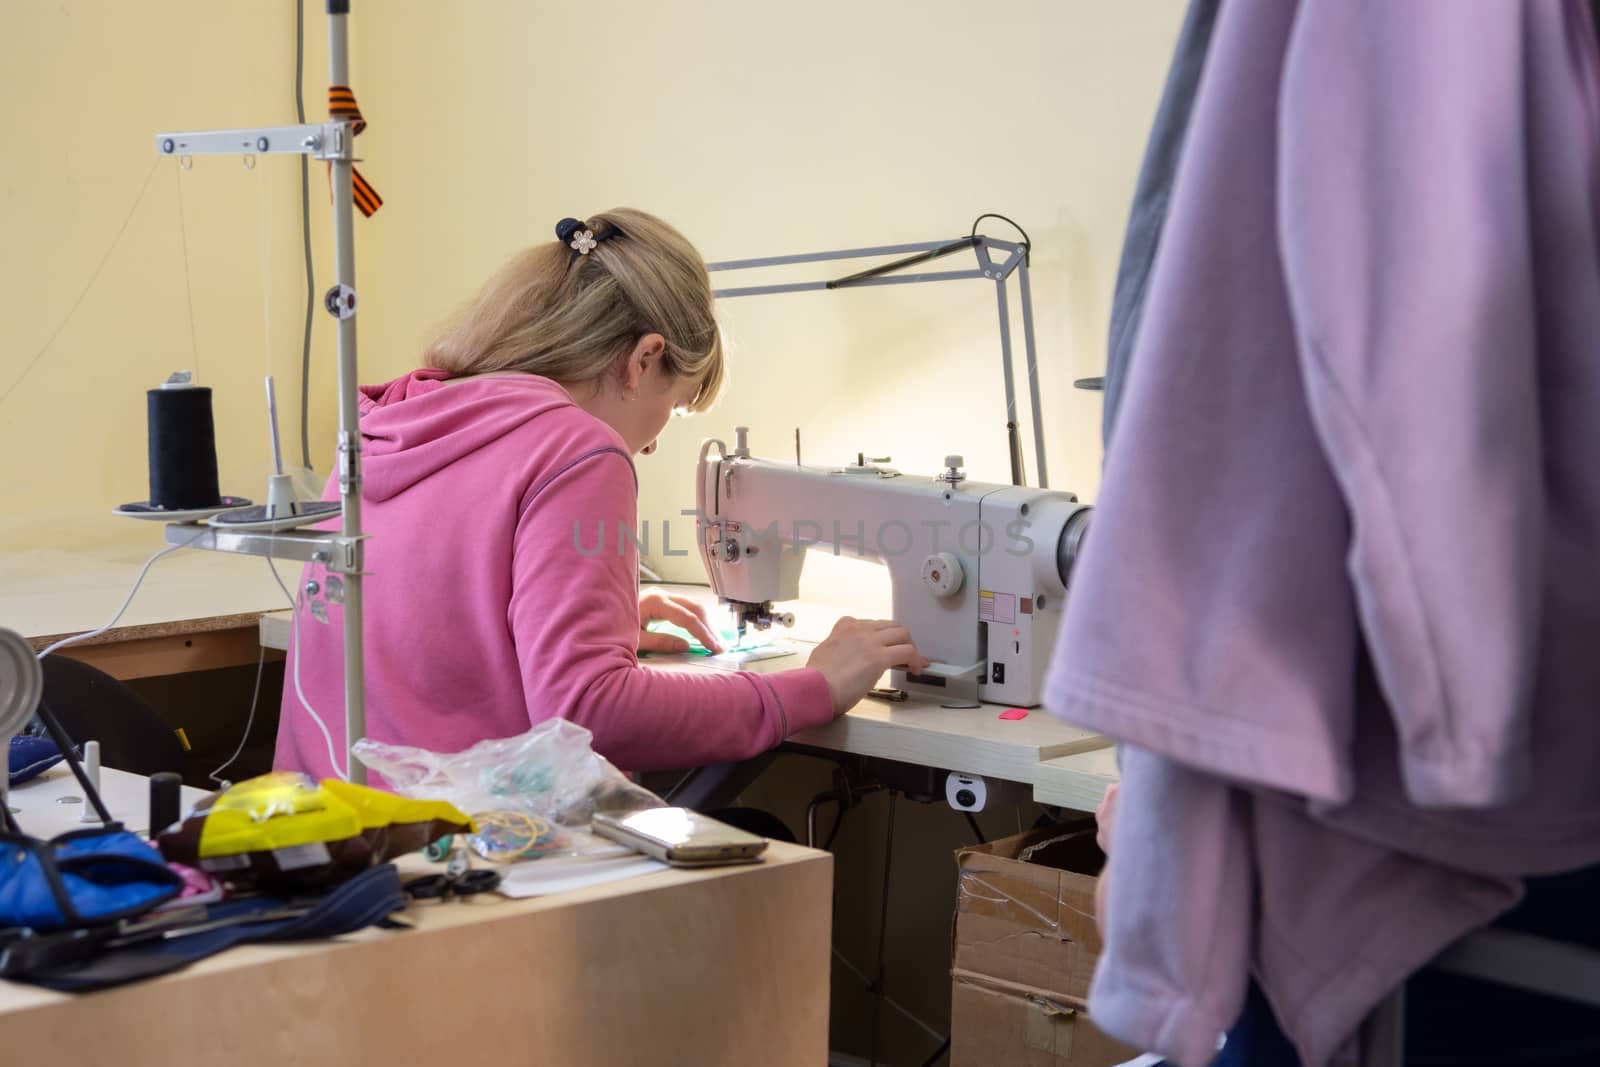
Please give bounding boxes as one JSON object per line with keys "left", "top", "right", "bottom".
{"left": 592, "top": 807, "right": 769, "bottom": 868}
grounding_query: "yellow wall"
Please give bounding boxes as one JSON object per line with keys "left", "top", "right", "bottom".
{"left": 353, "top": 0, "right": 1186, "bottom": 588}
{"left": 0, "top": 1, "right": 364, "bottom": 549}
{"left": 3, "top": 1, "right": 1183, "bottom": 584}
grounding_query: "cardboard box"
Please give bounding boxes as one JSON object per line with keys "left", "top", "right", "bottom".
{"left": 950, "top": 824, "right": 1138, "bottom": 1067}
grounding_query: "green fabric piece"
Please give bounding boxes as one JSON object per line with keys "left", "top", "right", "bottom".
{"left": 642, "top": 619, "right": 767, "bottom": 656}
{"left": 644, "top": 620, "right": 723, "bottom": 656}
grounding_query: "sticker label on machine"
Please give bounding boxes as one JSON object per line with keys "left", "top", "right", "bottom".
{"left": 979, "top": 590, "right": 1017, "bottom": 625}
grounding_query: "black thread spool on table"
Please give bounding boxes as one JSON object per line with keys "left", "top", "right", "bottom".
{"left": 114, "top": 374, "right": 250, "bottom": 519}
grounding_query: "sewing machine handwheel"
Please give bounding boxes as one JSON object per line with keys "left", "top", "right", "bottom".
{"left": 1055, "top": 508, "right": 1093, "bottom": 588}
{"left": 921, "top": 552, "right": 964, "bottom": 597}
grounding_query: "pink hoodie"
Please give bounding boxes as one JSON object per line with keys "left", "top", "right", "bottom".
{"left": 273, "top": 368, "right": 833, "bottom": 780}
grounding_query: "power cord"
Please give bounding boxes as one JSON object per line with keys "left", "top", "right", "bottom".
{"left": 819, "top": 780, "right": 951, "bottom": 1065}
{"left": 295, "top": 0, "right": 316, "bottom": 471}
{"left": 34, "top": 527, "right": 211, "bottom": 660}
{"left": 210, "top": 640, "right": 268, "bottom": 788}
{"left": 969, "top": 212, "right": 1031, "bottom": 266}
{"left": 267, "top": 555, "right": 348, "bottom": 780}
{"left": 208, "top": 542, "right": 288, "bottom": 788}
{"left": 0, "top": 159, "right": 163, "bottom": 412}
{"left": 831, "top": 945, "right": 948, "bottom": 1050}
{"left": 869, "top": 790, "right": 898, "bottom": 1067}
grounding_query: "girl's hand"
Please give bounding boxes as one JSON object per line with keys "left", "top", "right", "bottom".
{"left": 1095, "top": 782, "right": 1118, "bottom": 854}
{"left": 1094, "top": 782, "right": 1118, "bottom": 941}
{"left": 805, "top": 617, "right": 929, "bottom": 717}
{"left": 638, "top": 589, "right": 724, "bottom": 654}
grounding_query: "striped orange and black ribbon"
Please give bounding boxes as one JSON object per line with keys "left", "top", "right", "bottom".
{"left": 328, "top": 84, "right": 382, "bottom": 217}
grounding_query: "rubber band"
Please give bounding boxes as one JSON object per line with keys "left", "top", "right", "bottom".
{"left": 468, "top": 810, "right": 565, "bottom": 863}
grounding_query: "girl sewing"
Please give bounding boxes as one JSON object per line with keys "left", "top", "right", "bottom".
{"left": 274, "top": 208, "right": 926, "bottom": 782}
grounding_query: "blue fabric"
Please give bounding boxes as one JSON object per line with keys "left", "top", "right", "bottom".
{"left": 0, "top": 828, "right": 181, "bottom": 931}
{"left": 1152, "top": 981, "right": 1299, "bottom": 1067}
{"left": 1211, "top": 982, "right": 1300, "bottom": 1067}
{"left": 8, "top": 735, "right": 64, "bottom": 786}
{"left": 10, "top": 862, "right": 409, "bottom": 992}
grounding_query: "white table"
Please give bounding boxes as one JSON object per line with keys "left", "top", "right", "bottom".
{"left": 6, "top": 765, "right": 207, "bottom": 838}
{"left": 793, "top": 697, "right": 1110, "bottom": 784}
{"left": 1031, "top": 745, "right": 1119, "bottom": 812}
{"left": 658, "top": 646, "right": 1110, "bottom": 784}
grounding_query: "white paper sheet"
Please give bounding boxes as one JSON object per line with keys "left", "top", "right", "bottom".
{"left": 496, "top": 849, "right": 669, "bottom": 898}
{"left": 703, "top": 640, "right": 798, "bottom": 667}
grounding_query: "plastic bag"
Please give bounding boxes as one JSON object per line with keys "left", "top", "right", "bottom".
{"left": 352, "top": 719, "right": 664, "bottom": 862}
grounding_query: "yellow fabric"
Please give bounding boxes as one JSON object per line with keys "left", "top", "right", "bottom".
{"left": 195, "top": 772, "right": 472, "bottom": 858}
{"left": 321, "top": 778, "right": 474, "bottom": 833}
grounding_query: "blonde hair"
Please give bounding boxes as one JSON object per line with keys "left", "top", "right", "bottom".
{"left": 425, "top": 208, "right": 724, "bottom": 412}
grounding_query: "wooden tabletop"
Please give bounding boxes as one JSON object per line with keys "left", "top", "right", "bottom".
{"left": 1031, "top": 745, "right": 1120, "bottom": 812}
{"left": 3, "top": 538, "right": 295, "bottom": 649}
{"left": 0, "top": 768, "right": 833, "bottom": 1067}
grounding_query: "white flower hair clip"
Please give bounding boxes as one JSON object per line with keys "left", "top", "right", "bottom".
{"left": 555, "top": 216, "right": 624, "bottom": 260}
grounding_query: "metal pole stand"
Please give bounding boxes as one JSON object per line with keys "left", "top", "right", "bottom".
{"left": 149, "top": 0, "right": 369, "bottom": 783}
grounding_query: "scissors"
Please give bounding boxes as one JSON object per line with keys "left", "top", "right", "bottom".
{"left": 402, "top": 868, "right": 501, "bottom": 901}
{"left": 403, "top": 844, "right": 501, "bottom": 901}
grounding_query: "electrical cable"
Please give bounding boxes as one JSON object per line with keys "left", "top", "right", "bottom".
{"left": 969, "top": 212, "right": 1031, "bottom": 265}
{"left": 831, "top": 946, "right": 947, "bottom": 1047}
{"left": 267, "top": 554, "right": 348, "bottom": 780}
{"left": 295, "top": 0, "right": 316, "bottom": 471}
{"left": 0, "top": 158, "right": 163, "bottom": 411}
{"left": 869, "top": 790, "right": 899, "bottom": 1067}
{"left": 210, "top": 641, "right": 268, "bottom": 789}
{"left": 35, "top": 528, "right": 210, "bottom": 660}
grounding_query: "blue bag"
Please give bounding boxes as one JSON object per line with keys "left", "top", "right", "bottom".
{"left": 8, "top": 734, "right": 65, "bottom": 786}
{"left": 0, "top": 827, "right": 182, "bottom": 932}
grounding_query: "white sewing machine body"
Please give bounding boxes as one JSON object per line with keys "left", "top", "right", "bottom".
{"left": 696, "top": 430, "right": 1090, "bottom": 708}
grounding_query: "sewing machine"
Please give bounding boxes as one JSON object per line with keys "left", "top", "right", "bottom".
{"left": 696, "top": 428, "right": 1091, "bottom": 708}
